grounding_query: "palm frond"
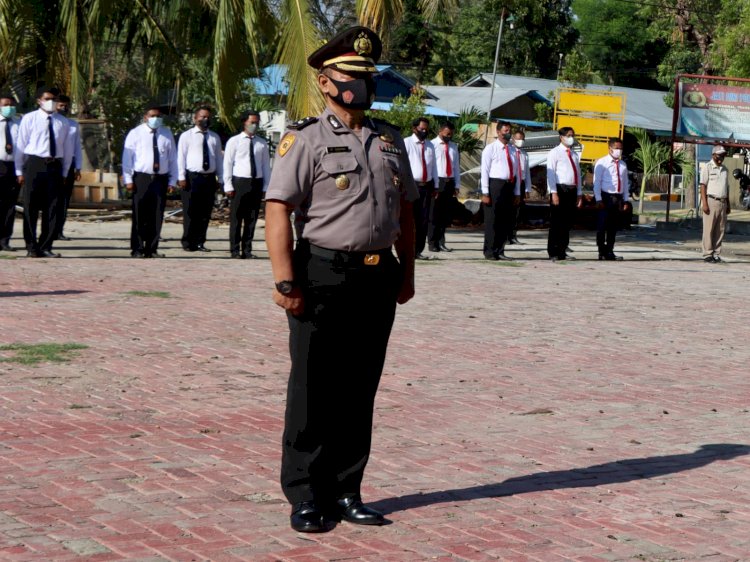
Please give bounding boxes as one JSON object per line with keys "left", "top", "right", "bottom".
{"left": 418, "top": 0, "right": 458, "bottom": 23}
{"left": 277, "top": 0, "right": 323, "bottom": 120}
{"left": 356, "top": 0, "right": 403, "bottom": 37}
{"left": 213, "top": 0, "right": 252, "bottom": 124}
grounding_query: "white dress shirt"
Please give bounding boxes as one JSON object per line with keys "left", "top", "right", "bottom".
{"left": 222, "top": 132, "right": 271, "bottom": 192}
{"left": 546, "top": 143, "right": 582, "bottom": 195}
{"left": 594, "top": 154, "right": 629, "bottom": 202}
{"left": 0, "top": 115, "right": 20, "bottom": 164}
{"left": 403, "top": 134, "right": 438, "bottom": 187}
{"left": 14, "top": 109, "right": 72, "bottom": 176}
{"left": 122, "top": 123, "right": 178, "bottom": 185}
{"left": 480, "top": 140, "right": 521, "bottom": 196}
{"left": 64, "top": 117, "right": 83, "bottom": 171}
{"left": 177, "top": 126, "right": 223, "bottom": 181}
{"left": 514, "top": 147, "right": 532, "bottom": 193}
{"left": 430, "top": 136, "right": 461, "bottom": 186}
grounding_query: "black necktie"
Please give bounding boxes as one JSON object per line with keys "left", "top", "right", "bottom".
{"left": 4, "top": 120, "right": 11, "bottom": 155}
{"left": 48, "top": 116, "right": 56, "bottom": 158}
{"left": 249, "top": 137, "right": 257, "bottom": 178}
{"left": 202, "top": 131, "right": 210, "bottom": 171}
{"left": 152, "top": 129, "right": 160, "bottom": 172}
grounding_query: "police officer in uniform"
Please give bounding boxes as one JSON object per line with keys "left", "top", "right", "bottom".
{"left": 265, "top": 26, "right": 418, "bottom": 533}
{"left": 0, "top": 93, "right": 20, "bottom": 251}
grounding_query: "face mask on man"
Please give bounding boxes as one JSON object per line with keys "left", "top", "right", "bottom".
{"left": 415, "top": 129, "right": 428, "bottom": 141}
{"left": 0, "top": 106, "right": 16, "bottom": 119}
{"left": 40, "top": 99, "right": 56, "bottom": 113}
{"left": 328, "top": 76, "right": 375, "bottom": 110}
{"left": 57, "top": 107, "right": 69, "bottom": 117}
{"left": 611, "top": 148, "right": 622, "bottom": 159}
{"left": 147, "top": 116, "right": 163, "bottom": 129}
{"left": 514, "top": 139, "right": 524, "bottom": 148}
{"left": 562, "top": 136, "right": 575, "bottom": 147}
{"left": 501, "top": 133, "right": 511, "bottom": 142}
{"left": 440, "top": 135, "right": 452, "bottom": 143}
{"left": 198, "top": 117, "right": 211, "bottom": 130}
{"left": 245, "top": 123, "right": 258, "bottom": 135}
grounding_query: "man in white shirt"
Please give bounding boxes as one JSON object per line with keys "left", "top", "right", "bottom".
{"left": 177, "top": 106, "right": 223, "bottom": 252}
{"left": 15, "top": 86, "right": 73, "bottom": 258}
{"left": 593, "top": 137, "right": 630, "bottom": 261}
{"left": 403, "top": 117, "right": 438, "bottom": 258}
{"left": 508, "top": 130, "right": 532, "bottom": 245}
{"left": 222, "top": 110, "right": 271, "bottom": 259}
{"left": 55, "top": 94, "right": 82, "bottom": 242}
{"left": 0, "top": 93, "right": 20, "bottom": 252}
{"left": 546, "top": 126, "right": 582, "bottom": 261}
{"left": 480, "top": 121, "right": 521, "bottom": 260}
{"left": 122, "top": 103, "right": 178, "bottom": 258}
{"left": 430, "top": 122, "right": 460, "bottom": 252}
{"left": 700, "top": 145, "right": 730, "bottom": 263}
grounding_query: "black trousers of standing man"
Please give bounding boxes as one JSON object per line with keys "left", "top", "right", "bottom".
{"left": 229, "top": 177, "right": 263, "bottom": 256}
{"left": 596, "top": 193, "right": 623, "bottom": 257}
{"left": 412, "top": 182, "right": 433, "bottom": 255}
{"left": 547, "top": 185, "right": 578, "bottom": 259}
{"left": 428, "top": 178, "right": 455, "bottom": 250}
{"left": 130, "top": 172, "right": 168, "bottom": 256}
{"left": 22, "top": 156, "right": 63, "bottom": 254}
{"left": 56, "top": 165, "right": 76, "bottom": 240}
{"left": 181, "top": 171, "right": 217, "bottom": 250}
{"left": 281, "top": 241, "right": 400, "bottom": 506}
{"left": 0, "top": 161, "right": 20, "bottom": 248}
{"left": 483, "top": 178, "right": 514, "bottom": 258}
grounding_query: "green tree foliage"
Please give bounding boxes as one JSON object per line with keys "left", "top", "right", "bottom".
{"left": 387, "top": 0, "right": 433, "bottom": 83}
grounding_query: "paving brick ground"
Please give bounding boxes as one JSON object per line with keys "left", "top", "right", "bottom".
{"left": 2, "top": 219, "right": 750, "bottom": 561}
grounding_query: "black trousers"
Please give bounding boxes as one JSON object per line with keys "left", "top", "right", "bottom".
{"left": 483, "top": 178, "right": 514, "bottom": 257}
{"left": 428, "top": 178, "right": 455, "bottom": 248}
{"left": 547, "top": 187, "right": 578, "bottom": 258}
{"left": 56, "top": 166, "right": 76, "bottom": 238}
{"left": 0, "top": 161, "right": 20, "bottom": 246}
{"left": 130, "top": 173, "right": 168, "bottom": 255}
{"left": 181, "top": 172, "right": 217, "bottom": 249}
{"left": 412, "top": 182, "right": 434, "bottom": 255}
{"left": 22, "top": 156, "right": 63, "bottom": 253}
{"left": 229, "top": 177, "right": 263, "bottom": 255}
{"left": 509, "top": 182, "right": 526, "bottom": 241}
{"left": 281, "top": 243, "right": 400, "bottom": 505}
{"left": 597, "top": 193, "right": 624, "bottom": 256}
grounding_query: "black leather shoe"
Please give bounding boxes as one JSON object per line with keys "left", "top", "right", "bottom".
{"left": 57, "top": 234, "right": 71, "bottom": 241}
{"left": 151, "top": 251, "right": 165, "bottom": 258}
{"left": 195, "top": 245, "right": 211, "bottom": 252}
{"left": 704, "top": 256, "right": 716, "bottom": 263}
{"left": 39, "top": 250, "right": 61, "bottom": 258}
{"left": 290, "top": 502, "right": 333, "bottom": 533}
{"left": 335, "top": 496, "right": 385, "bottom": 526}
{"left": 439, "top": 244, "right": 453, "bottom": 252}
{"left": 484, "top": 254, "right": 499, "bottom": 260}
{"left": 496, "top": 253, "right": 513, "bottom": 261}
{"left": 131, "top": 250, "right": 145, "bottom": 258}
{"left": 231, "top": 252, "right": 242, "bottom": 259}
{"left": 605, "top": 253, "right": 623, "bottom": 261}
{"left": 1, "top": 243, "right": 16, "bottom": 251}
{"left": 428, "top": 245, "right": 441, "bottom": 252}
{"left": 26, "top": 250, "right": 41, "bottom": 258}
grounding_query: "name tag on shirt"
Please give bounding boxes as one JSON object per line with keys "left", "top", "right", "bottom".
{"left": 326, "top": 146, "right": 351, "bottom": 154}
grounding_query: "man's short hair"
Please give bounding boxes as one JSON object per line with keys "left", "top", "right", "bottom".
{"left": 514, "top": 129, "right": 526, "bottom": 138}
{"left": 58, "top": 94, "right": 71, "bottom": 104}
{"left": 608, "top": 137, "right": 623, "bottom": 147}
{"left": 240, "top": 110, "right": 260, "bottom": 125}
{"left": 195, "top": 105, "right": 212, "bottom": 116}
{"left": 35, "top": 85, "right": 60, "bottom": 99}
{"left": 496, "top": 121, "right": 511, "bottom": 130}
{"left": 0, "top": 93, "right": 15, "bottom": 103}
{"left": 558, "top": 126, "right": 574, "bottom": 136}
{"left": 144, "top": 101, "right": 161, "bottom": 113}
{"left": 439, "top": 122, "right": 455, "bottom": 131}
{"left": 412, "top": 117, "right": 429, "bottom": 128}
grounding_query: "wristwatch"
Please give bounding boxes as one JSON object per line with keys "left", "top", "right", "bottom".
{"left": 275, "top": 280, "right": 295, "bottom": 295}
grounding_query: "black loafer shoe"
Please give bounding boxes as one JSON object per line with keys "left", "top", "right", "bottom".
{"left": 704, "top": 256, "right": 716, "bottom": 263}
{"left": 195, "top": 246, "right": 211, "bottom": 252}
{"left": 1, "top": 244, "right": 16, "bottom": 251}
{"left": 290, "top": 501, "right": 333, "bottom": 533}
{"left": 336, "top": 496, "right": 385, "bottom": 526}
{"left": 151, "top": 251, "right": 165, "bottom": 258}
{"left": 439, "top": 244, "right": 453, "bottom": 252}
{"left": 39, "top": 250, "right": 61, "bottom": 258}
{"left": 26, "top": 250, "right": 41, "bottom": 258}
{"left": 428, "top": 245, "right": 441, "bottom": 252}
{"left": 57, "top": 234, "right": 71, "bottom": 241}
{"left": 131, "top": 250, "right": 145, "bottom": 258}
{"left": 606, "top": 253, "right": 623, "bottom": 261}
{"left": 496, "top": 253, "right": 513, "bottom": 261}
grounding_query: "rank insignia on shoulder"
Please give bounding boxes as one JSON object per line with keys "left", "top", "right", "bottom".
{"left": 327, "top": 115, "right": 343, "bottom": 129}
{"left": 278, "top": 133, "right": 296, "bottom": 157}
{"left": 288, "top": 117, "right": 318, "bottom": 130}
{"left": 326, "top": 146, "right": 351, "bottom": 154}
{"left": 379, "top": 132, "right": 394, "bottom": 143}
{"left": 379, "top": 145, "right": 402, "bottom": 155}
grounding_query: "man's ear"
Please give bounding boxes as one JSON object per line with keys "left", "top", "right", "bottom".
{"left": 318, "top": 72, "right": 331, "bottom": 95}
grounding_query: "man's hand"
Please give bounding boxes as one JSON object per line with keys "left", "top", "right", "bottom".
{"left": 454, "top": 189, "right": 459, "bottom": 198}
{"left": 397, "top": 276, "right": 415, "bottom": 305}
{"left": 623, "top": 201, "right": 632, "bottom": 211}
{"left": 168, "top": 185, "right": 176, "bottom": 194}
{"left": 226, "top": 191, "right": 236, "bottom": 199}
{"left": 18, "top": 176, "right": 24, "bottom": 186}
{"left": 481, "top": 195, "right": 491, "bottom": 206}
{"left": 74, "top": 170, "right": 81, "bottom": 181}
{"left": 125, "top": 183, "right": 134, "bottom": 192}
{"left": 177, "top": 180, "right": 187, "bottom": 188}
{"left": 432, "top": 190, "right": 440, "bottom": 199}
{"left": 513, "top": 195, "right": 521, "bottom": 206}
{"left": 726, "top": 204, "right": 731, "bottom": 215}
{"left": 576, "top": 196, "right": 583, "bottom": 209}
{"left": 597, "top": 201, "right": 605, "bottom": 210}
{"left": 272, "top": 288, "right": 304, "bottom": 316}
{"left": 551, "top": 193, "right": 560, "bottom": 206}
{"left": 702, "top": 202, "right": 710, "bottom": 214}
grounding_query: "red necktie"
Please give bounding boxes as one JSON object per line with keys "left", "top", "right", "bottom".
{"left": 505, "top": 145, "right": 514, "bottom": 182}
{"left": 421, "top": 142, "right": 427, "bottom": 183}
{"left": 615, "top": 159, "right": 621, "bottom": 193}
{"left": 567, "top": 149, "right": 578, "bottom": 187}
{"left": 445, "top": 142, "right": 452, "bottom": 178}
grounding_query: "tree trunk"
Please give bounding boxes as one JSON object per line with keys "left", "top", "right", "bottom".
{"left": 638, "top": 176, "right": 648, "bottom": 216}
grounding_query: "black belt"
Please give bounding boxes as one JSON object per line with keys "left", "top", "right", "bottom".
{"left": 602, "top": 192, "right": 623, "bottom": 198}
{"left": 489, "top": 177, "right": 512, "bottom": 182}
{"left": 305, "top": 242, "right": 391, "bottom": 267}
{"left": 28, "top": 155, "right": 62, "bottom": 166}
{"left": 556, "top": 184, "right": 577, "bottom": 191}
{"left": 133, "top": 172, "right": 168, "bottom": 180}
{"left": 708, "top": 194, "right": 728, "bottom": 201}
{"left": 187, "top": 171, "right": 215, "bottom": 177}
{"left": 415, "top": 182, "right": 433, "bottom": 188}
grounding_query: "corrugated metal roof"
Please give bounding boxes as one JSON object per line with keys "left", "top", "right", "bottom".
{"left": 424, "top": 86, "right": 546, "bottom": 115}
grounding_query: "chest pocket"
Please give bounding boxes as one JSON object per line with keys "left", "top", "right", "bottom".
{"left": 320, "top": 153, "right": 361, "bottom": 195}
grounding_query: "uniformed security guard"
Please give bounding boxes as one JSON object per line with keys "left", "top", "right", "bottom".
{"left": 265, "top": 26, "right": 418, "bottom": 533}
{"left": 700, "top": 145, "right": 730, "bottom": 263}
{"left": 177, "top": 106, "right": 223, "bottom": 252}
{"left": 55, "top": 94, "right": 82, "bottom": 241}
{"left": 0, "top": 93, "right": 20, "bottom": 251}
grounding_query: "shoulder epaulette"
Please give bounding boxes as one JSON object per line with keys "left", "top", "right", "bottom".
{"left": 371, "top": 117, "right": 399, "bottom": 131}
{"left": 288, "top": 117, "right": 319, "bottom": 130}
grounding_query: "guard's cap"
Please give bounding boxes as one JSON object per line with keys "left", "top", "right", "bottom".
{"left": 712, "top": 145, "right": 727, "bottom": 155}
{"left": 308, "top": 26, "right": 381, "bottom": 74}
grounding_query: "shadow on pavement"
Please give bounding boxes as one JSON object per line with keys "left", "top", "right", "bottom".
{"left": 0, "top": 290, "right": 90, "bottom": 298}
{"left": 369, "top": 444, "right": 750, "bottom": 515}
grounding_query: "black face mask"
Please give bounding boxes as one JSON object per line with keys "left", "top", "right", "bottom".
{"left": 198, "top": 118, "right": 211, "bottom": 130}
{"left": 440, "top": 135, "right": 452, "bottom": 143}
{"left": 415, "top": 130, "right": 429, "bottom": 141}
{"left": 502, "top": 133, "right": 511, "bottom": 142}
{"left": 329, "top": 76, "right": 375, "bottom": 110}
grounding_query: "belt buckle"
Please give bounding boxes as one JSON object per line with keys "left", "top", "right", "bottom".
{"left": 364, "top": 254, "right": 380, "bottom": 266}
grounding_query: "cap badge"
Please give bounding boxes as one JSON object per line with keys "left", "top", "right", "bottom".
{"left": 335, "top": 174, "right": 350, "bottom": 190}
{"left": 354, "top": 33, "right": 373, "bottom": 56}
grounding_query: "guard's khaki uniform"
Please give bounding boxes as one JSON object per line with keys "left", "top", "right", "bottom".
{"left": 266, "top": 108, "right": 417, "bottom": 507}
{"left": 701, "top": 160, "right": 729, "bottom": 259}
